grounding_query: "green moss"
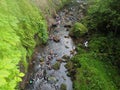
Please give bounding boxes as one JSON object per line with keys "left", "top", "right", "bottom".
{"left": 60, "top": 83, "right": 67, "bottom": 90}
{"left": 52, "top": 62, "right": 61, "bottom": 70}
{"left": 69, "top": 35, "right": 120, "bottom": 90}
{"left": 70, "top": 22, "right": 88, "bottom": 38}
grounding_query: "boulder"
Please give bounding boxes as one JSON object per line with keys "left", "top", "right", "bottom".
{"left": 62, "top": 55, "right": 70, "bottom": 60}
{"left": 64, "top": 36, "right": 69, "bottom": 38}
{"left": 52, "top": 62, "right": 61, "bottom": 70}
{"left": 53, "top": 36, "right": 60, "bottom": 42}
{"left": 64, "top": 22, "right": 72, "bottom": 28}
{"left": 39, "top": 58, "right": 44, "bottom": 62}
{"left": 70, "top": 50, "right": 76, "bottom": 55}
{"left": 48, "top": 76, "right": 57, "bottom": 84}
{"left": 56, "top": 58, "right": 63, "bottom": 63}
{"left": 65, "top": 45, "right": 69, "bottom": 49}
{"left": 60, "top": 83, "right": 67, "bottom": 90}
{"left": 69, "top": 22, "right": 88, "bottom": 38}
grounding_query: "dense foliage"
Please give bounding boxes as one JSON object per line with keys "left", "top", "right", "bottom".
{"left": 67, "top": 38, "right": 120, "bottom": 89}
{"left": 83, "top": 0, "right": 120, "bottom": 68}
{"left": 83, "top": 0, "right": 120, "bottom": 34}
{"left": 67, "top": 0, "right": 120, "bottom": 90}
{"left": 0, "top": 0, "right": 48, "bottom": 90}
{"left": 69, "top": 22, "right": 88, "bottom": 38}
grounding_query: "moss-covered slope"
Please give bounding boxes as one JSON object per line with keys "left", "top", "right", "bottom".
{"left": 0, "top": 0, "right": 48, "bottom": 90}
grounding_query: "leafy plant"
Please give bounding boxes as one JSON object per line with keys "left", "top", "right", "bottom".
{"left": 0, "top": 0, "right": 48, "bottom": 90}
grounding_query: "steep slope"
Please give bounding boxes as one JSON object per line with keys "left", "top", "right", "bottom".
{"left": 0, "top": 0, "right": 70, "bottom": 90}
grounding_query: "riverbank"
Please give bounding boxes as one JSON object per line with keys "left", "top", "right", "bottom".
{"left": 20, "top": 0, "right": 72, "bottom": 89}
{"left": 66, "top": 0, "right": 120, "bottom": 89}
{"left": 0, "top": 0, "right": 71, "bottom": 90}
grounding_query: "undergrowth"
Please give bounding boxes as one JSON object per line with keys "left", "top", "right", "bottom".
{"left": 67, "top": 35, "right": 120, "bottom": 90}
{"left": 0, "top": 0, "right": 48, "bottom": 89}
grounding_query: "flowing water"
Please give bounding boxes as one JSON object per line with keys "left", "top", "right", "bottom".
{"left": 25, "top": 0, "right": 86, "bottom": 90}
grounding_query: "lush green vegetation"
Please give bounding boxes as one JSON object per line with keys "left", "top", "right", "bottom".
{"left": 69, "top": 22, "right": 88, "bottom": 38}
{"left": 0, "top": 0, "right": 48, "bottom": 90}
{"left": 67, "top": 0, "right": 120, "bottom": 90}
{"left": 67, "top": 38, "right": 120, "bottom": 89}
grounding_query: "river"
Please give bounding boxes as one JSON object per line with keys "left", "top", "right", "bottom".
{"left": 25, "top": 0, "right": 86, "bottom": 90}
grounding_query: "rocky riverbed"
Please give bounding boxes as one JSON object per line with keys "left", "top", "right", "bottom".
{"left": 24, "top": 0, "right": 87, "bottom": 90}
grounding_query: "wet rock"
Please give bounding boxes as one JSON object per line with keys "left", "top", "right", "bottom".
{"left": 52, "top": 62, "right": 60, "bottom": 70}
{"left": 55, "top": 83, "right": 59, "bottom": 89}
{"left": 40, "top": 61, "right": 44, "bottom": 65}
{"left": 49, "top": 50, "right": 54, "bottom": 55}
{"left": 69, "top": 11, "right": 73, "bottom": 15}
{"left": 48, "top": 55, "right": 53, "bottom": 60}
{"left": 54, "top": 53, "right": 58, "bottom": 57}
{"left": 63, "top": 9, "right": 68, "bottom": 14}
{"left": 47, "top": 64, "right": 52, "bottom": 70}
{"left": 66, "top": 41, "right": 69, "bottom": 44}
{"left": 70, "top": 50, "right": 75, "bottom": 55}
{"left": 78, "top": 9, "right": 82, "bottom": 13}
{"left": 51, "top": 23, "right": 58, "bottom": 27}
{"left": 49, "top": 35, "right": 54, "bottom": 40}
{"left": 56, "top": 58, "right": 63, "bottom": 63}
{"left": 48, "top": 76, "right": 57, "bottom": 84}
{"left": 62, "top": 59, "right": 67, "bottom": 62}
{"left": 80, "top": 4, "right": 86, "bottom": 10}
{"left": 64, "top": 36, "right": 69, "bottom": 38}
{"left": 53, "top": 36, "right": 60, "bottom": 42}
{"left": 83, "top": 2, "right": 87, "bottom": 6}
{"left": 53, "top": 13, "right": 59, "bottom": 18}
{"left": 32, "top": 61, "right": 35, "bottom": 64}
{"left": 66, "top": 28, "right": 69, "bottom": 31}
{"left": 64, "top": 22, "right": 72, "bottom": 28}
{"left": 60, "top": 83, "right": 67, "bottom": 90}
{"left": 46, "top": 60, "right": 50, "bottom": 65}
{"left": 65, "top": 45, "right": 69, "bottom": 49}
{"left": 39, "top": 58, "right": 44, "bottom": 62}
{"left": 62, "top": 55, "right": 70, "bottom": 60}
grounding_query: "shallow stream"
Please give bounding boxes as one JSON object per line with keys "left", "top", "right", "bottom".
{"left": 25, "top": 0, "right": 86, "bottom": 90}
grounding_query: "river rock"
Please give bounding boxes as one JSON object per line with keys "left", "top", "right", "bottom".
{"left": 32, "top": 60, "right": 35, "bottom": 64}
{"left": 48, "top": 55, "right": 53, "bottom": 60}
{"left": 69, "top": 11, "right": 73, "bottom": 16}
{"left": 64, "top": 22, "right": 72, "bottom": 28}
{"left": 66, "top": 28, "right": 69, "bottom": 31}
{"left": 49, "top": 50, "right": 54, "bottom": 55}
{"left": 62, "top": 55, "right": 70, "bottom": 60}
{"left": 64, "top": 36, "right": 69, "bottom": 38}
{"left": 60, "top": 83, "right": 67, "bottom": 90}
{"left": 48, "top": 76, "right": 57, "bottom": 84}
{"left": 52, "top": 62, "right": 60, "bottom": 70}
{"left": 64, "top": 9, "right": 68, "bottom": 14}
{"left": 83, "top": 2, "right": 87, "bottom": 6}
{"left": 65, "top": 45, "right": 69, "bottom": 49}
{"left": 62, "top": 59, "right": 67, "bottom": 62}
{"left": 53, "top": 36, "right": 60, "bottom": 42}
{"left": 56, "top": 58, "right": 63, "bottom": 63}
{"left": 39, "top": 58, "right": 44, "bottom": 62}
{"left": 70, "top": 50, "right": 75, "bottom": 55}
{"left": 80, "top": 4, "right": 86, "bottom": 10}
